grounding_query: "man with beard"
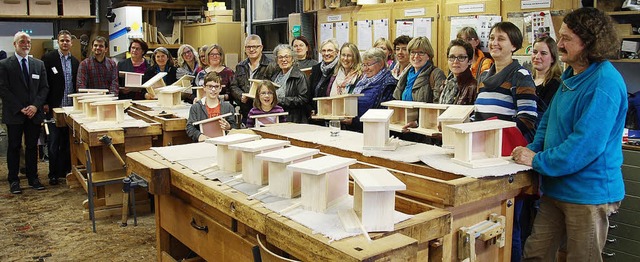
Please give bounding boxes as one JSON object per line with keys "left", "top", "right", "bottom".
{"left": 42, "top": 30, "right": 79, "bottom": 185}
{"left": 76, "top": 36, "right": 118, "bottom": 95}
{"left": 0, "top": 31, "right": 49, "bottom": 193}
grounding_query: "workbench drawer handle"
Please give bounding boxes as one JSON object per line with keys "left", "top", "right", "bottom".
{"left": 609, "top": 224, "right": 618, "bottom": 229}
{"left": 602, "top": 251, "right": 615, "bottom": 257}
{"left": 190, "top": 218, "right": 208, "bottom": 233}
{"left": 606, "top": 238, "right": 616, "bottom": 244}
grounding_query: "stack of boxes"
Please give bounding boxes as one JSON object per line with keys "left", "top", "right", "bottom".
{"left": 205, "top": 1, "right": 232, "bottom": 23}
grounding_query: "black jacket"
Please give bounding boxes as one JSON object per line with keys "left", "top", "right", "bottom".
{"left": 229, "top": 54, "right": 274, "bottom": 118}
{"left": 41, "top": 50, "right": 79, "bottom": 111}
{"left": 0, "top": 55, "right": 49, "bottom": 125}
{"left": 271, "top": 65, "right": 309, "bottom": 124}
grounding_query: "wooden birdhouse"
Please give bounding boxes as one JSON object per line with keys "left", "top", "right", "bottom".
{"left": 79, "top": 96, "right": 118, "bottom": 117}
{"left": 438, "top": 105, "right": 475, "bottom": 149}
{"left": 350, "top": 168, "right": 406, "bottom": 232}
{"left": 286, "top": 155, "right": 357, "bottom": 213}
{"left": 119, "top": 71, "right": 144, "bottom": 87}
{"left": 249, "top": 112, "right": 288, "bottom": 127}
{"left": 411, "top": 103, "right": 450, "bottom": 136}
{"left": 206, "top": 133, "right": 261, "bottom": 172}
{"left": 228, "top": 139, "right": 291, "bottom": 186}
{"left": 447, "top": 120, "right": 516, "bottom": 168}
{"left": 255, "top": 146, "right": 319, "bottom": 198}
{"left": 192, "top": 112, "right": 233, "bottom": 139}
{"left": 192, "top": 86, "right": 206, "bottom": 102}
{"left": 243, "top": 79, "right": 263, "bottom": 99}
{"left": 360, "top": 109, "right": 397, "bottom": 150}
{"left": 171, "top": 75, "right": 195, "bottom": 88}
{"left": 68, "top": 93, "right": 113, "bottom": 112}
{"left": 141, "top": 72, "right": 168, "bottom": 97}
{"left": 156, "top": 86, "right": 189, "bottom": 107}
{"left": 380, "top": 100, "right": 421, "bottom": 133}
{"left": 312, "top": 94, "right": 364, "bottom": 120}
{"left": 93, "top": 100, "right": 132, "bottom": 123}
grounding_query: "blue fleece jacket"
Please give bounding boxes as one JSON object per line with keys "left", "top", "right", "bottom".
{"left": 527, "top": 61, "right": 627, "bottom": 205}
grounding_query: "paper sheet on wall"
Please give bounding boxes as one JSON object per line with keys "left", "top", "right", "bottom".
{"left": 413, "top": 18, "right": 432, "bottom": 40}
{"left": 477, "top": 16, "right": 501, "bottom": 53}
{"left": 530, "top": 11, "right": 556, "bottom": 43}
{"left": 320, "top": 23, "right": 334, "bottom": 46}
{"left": 449, "top": 16, "right": 478, "bottom": 42}
{"left": 396, "top": 20, "right": 414, "bottom": 38}
{"left": 373, "top": 19, "right": 389, "bottom": 42}
{"left": 357, "top": 20, "right": 373, "bottom": 51}
{"left": 335, "top": 22, "right": 350, "bottom": 47}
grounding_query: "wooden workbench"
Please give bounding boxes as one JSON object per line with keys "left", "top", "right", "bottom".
{"left": 253, "top": 124, "right": 535, "bottom": 261}
{"left": 127, "top": 100, "right": 192, "bottom": 147}
{"left": 126, "top": 146, "right": 451, "bottom": 261}
{"left": 53, "top": 107, "right": 162, "bottom": 219}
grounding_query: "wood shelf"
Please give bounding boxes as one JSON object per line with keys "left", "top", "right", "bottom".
{"left": 114, "top": 0, "right": 205, "bottom": 11}
{"left": 611, "top": 59, "right": 640, "bottom": 63}
{"left": 621, "top": 35, "right": 640, "bottom": 39}
{"left": 606, "top": 10, "right": 640, "bottom": 16}
{"left": 148, "top": 44, "right": 181, "bottom": 49}
{"left": 0, "top": 15, "right": 95, "bottom": 20}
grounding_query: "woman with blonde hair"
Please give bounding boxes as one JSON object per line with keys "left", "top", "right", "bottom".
{"left": 176, "top": 44, "right": 199, "bottom": 79}
{"left": 195, "top": 44, "right": 234, "bottom": 102}
{"left": 374, "top": 37, "right": 394, "bottom": 67}
{"left": 327, "top": 42, "right": 362, "bottom": 96}
{"left": 531, "top": 36, "right": 562, "bottom": 107}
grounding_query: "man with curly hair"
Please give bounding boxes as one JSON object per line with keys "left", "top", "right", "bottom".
{"left": 512, "top": 8, "right": 627, "bottom": 261}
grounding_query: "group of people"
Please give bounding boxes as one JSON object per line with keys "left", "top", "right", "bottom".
{"left": 0, "top": 7, "right": 628, "bottom": 262}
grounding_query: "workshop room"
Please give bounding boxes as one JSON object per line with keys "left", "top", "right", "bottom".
{"left": 0, "top": 0, "right": 638, "bottom": 261}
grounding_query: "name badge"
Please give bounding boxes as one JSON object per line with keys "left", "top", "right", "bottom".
{"left": 51, "top": 67, "right": 58, "bottom": 74}
{"left": 32, "top": 74, "right": 40, "bottom": 79}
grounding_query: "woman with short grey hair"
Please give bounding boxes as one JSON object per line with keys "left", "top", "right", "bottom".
{"left": 271, "top": 44, "right": 308, "bottom": 123}
{"left": 344, "top": 48, "right": 397, "bottom": 132}
{"left": 308, "top": 39, "right": 340, "bottom": 121}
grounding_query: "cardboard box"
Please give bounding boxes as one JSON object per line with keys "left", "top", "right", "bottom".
{"left": 621, "top": 40, "right": 640, "bottom": 53}
{"left": 62, "top": 0, "right": 90, "bottom": 16}
{"left": 615, "top": 24, "right": 633, "bottom": 36}
{"left": 204, "top": 10, "right": 233, "bottom": 16}
{"left": 29, "top": 0, "right": 58, "bottom": 16}
{"left": 0, "top": 0, "right": 27, "bottom": 15}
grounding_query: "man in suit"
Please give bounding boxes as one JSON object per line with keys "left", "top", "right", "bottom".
{"left": 42, "top": 30, "right": 79, "bottom": 185}
{"left": 0, "top": 31, "right": 49, "bottom": 194}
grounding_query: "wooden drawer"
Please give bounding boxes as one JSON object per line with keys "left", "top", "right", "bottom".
{"left": 623, "top": 149, "right": 640, "bottom": 167}
{"left": 603, "top": 247, "right": 640, "bottom": 262}
{"left": 610, "top": 209, "right": 640, "bottom": 227}
{"left": 608, "top": 221, "right": 640, "bottom": 242}
{"left": 604, "top": 236, "right": 640, "bottom": 257}
{"left": 159, "top": 194, "right": 256, "bottom": 262}
{"left": 0, "top": 0, "right": 27, "bottom": 15}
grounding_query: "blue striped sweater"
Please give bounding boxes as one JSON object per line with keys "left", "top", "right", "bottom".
{"left": 474, "top": 60, "right": 538, "bottom": 138}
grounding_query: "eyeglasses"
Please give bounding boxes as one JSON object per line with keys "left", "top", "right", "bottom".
{"left": 362, "top": 61, "right": 378, "bottom": 68}
{"left": 321, "top": 49, "right": 336, "bottom": 54}
{"left": 245, "top": 45, "right": 261, "bottom": 50}
{"left": 410, "top": 51, "right": 427, "bottom": 57}
{"left": 463, "top": 37, "right": 476, "bottom": 42}
{"left": 208, "top": 53, "right": 221, "bottom": 57}
{"left": 183, "top": 50, "right": 193, "bottom": 55}
{"left": 204, "top": 84, "right": 222, "bottom": 90}
{"left": 340, "top": 53, "right": 353, "bottom": 58}
{"left": 277, "top": 55, "right": 291, "bottom": 60}
{"left": 447, "top": 55, "right": 469, "bottom": 62}
{"left": 260, "top": 92, "right": 274, "bottom": 97}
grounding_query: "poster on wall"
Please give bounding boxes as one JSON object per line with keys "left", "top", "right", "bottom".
{"left": 396, "top": 20, "right": 414, "bottom": 38}
{"left": 413, "top": 18, "right": 432, "bottom": 40}
{"left": 335, "top": 22, "right": 350, "bottom": 47}
{"left": 373, "top": 19, "right": 389, "bottom": 42}
{"left": 357, "top": 20, "right": 373, "bottom": 51}
{"left": 477, "top": 16, "right": 501, "bottom": 52}
{"left": 320, "top": 23, "right": 334, "bottom": 46}
{"left": 530, "top": 11, "right": 556, "bottom": 43}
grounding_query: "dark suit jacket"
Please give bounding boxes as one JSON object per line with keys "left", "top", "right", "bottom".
{"left": 0, "top": 55, "right": 49, "bottom": 125}
{"left": 41, "top": 50, "right": 79, "bottom": 110}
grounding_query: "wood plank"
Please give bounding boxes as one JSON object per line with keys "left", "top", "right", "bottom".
{"left": 127, "top": 152, "right": 171, "bottom": 195}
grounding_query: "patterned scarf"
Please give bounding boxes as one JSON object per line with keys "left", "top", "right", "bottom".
{"left": 352, "top": 67, "right": 391, "bottom": 94}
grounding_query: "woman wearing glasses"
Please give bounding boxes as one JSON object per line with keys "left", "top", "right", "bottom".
{"left": 194, "top": 44, "right": 234, "bottom": 102}
{"left": 457, "top": 27, "right": 494, "bottom": 78}
{"left": 392, "top": 36, "right": 446, "bottom": 133}
{"left": 343, "top": 48, "right": 397, "bottom": 132}
{"left": 271, "top": 44, "right": 309, "bottom": 124}
{"left": 440, "top": 39, "right": 477, "bottom": 105}
{"left": 176, "top": 44, "right": 199, "bottom": 80}
{"left": 186, "top": 72, "right": 235, "bottom": 142}
{"left": 327, "top": 42, "right": 362, "bottom": 96}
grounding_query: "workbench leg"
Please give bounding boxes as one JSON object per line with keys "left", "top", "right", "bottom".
{"left": 500, "top": 197, "right": 515, "bottom": 262}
